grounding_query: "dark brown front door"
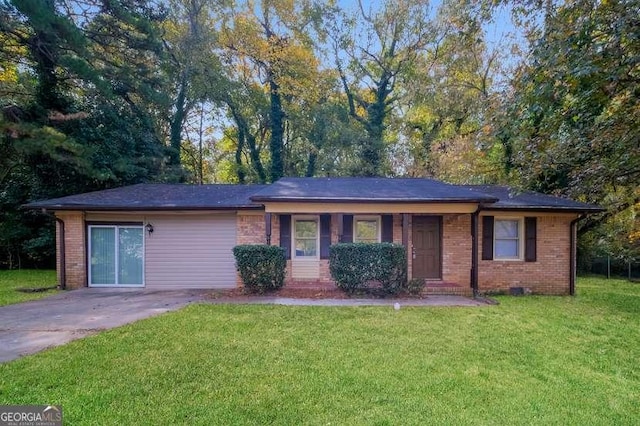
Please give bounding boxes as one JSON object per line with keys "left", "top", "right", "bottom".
{"left": 412, "top": 216, "right": 442, "bottom": 279}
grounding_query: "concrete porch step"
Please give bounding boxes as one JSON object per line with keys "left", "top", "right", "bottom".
{"left": 423, "top": 281, "right": 473, "bottom": 296}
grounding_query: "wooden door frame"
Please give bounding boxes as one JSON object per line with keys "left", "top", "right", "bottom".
{"left": 411, "top": 215, "right": 443, "bottom": 280}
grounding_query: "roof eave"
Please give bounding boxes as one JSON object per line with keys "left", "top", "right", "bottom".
{"left": 250, "top": 197, "right": 499, "bottom": 204}
{"left": 482, "top": 206, "right": 604, "bottom": 213}
{"left": 23, "top": 204, "right": 264, "bottom": 212}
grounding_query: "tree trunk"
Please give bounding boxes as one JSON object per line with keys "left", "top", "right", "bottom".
{"left": 169, "top": 72, "right": 188, "bottom": 167}
{"left": 246, "top": 132, "right": 267, "bottom": 183}
{"left": 235, "top": 127, "right": 246, "bottom": 184}
{"left": 269, "top": 78, "right": 284, "bottom": 182}
{"left": 361, "top": 95, "right": 386, "bottom": 176}
{"left": 21, "top": 0, "right": 68, "bottom": 116}
{"left": 306, "top": 152, "right": 317, "bottom": 177}
{"left": 229, "top": 106, "right": 267, "bottom": 183}
{"left": 197, "top": 102, "right": 204, "bottom": 185}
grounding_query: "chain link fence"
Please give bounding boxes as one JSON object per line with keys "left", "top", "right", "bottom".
{"left": 579, "top": 256, "right": 640, "bottom": 280}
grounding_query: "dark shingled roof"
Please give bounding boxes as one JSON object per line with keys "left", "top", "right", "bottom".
{"left": 250, "top": 177, "right": 499, "bottom": 203}
{"left": 25, "top": 184, "right": 264, "bottom": 211}
{"left": 463, "top": 185, "right": 603, "bottom": 212}
{"left": 24, "top": 178, "right": 602, "bottom": 213}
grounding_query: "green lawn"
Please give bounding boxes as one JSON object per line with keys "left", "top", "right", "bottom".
{"left": 1, "top": 277, "right": 639, "bottom": 425}
{"left": 0, "top": 269, "right": 58, "bottom": 306}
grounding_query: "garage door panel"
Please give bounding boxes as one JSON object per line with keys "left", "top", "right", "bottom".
{"left": 145, "top": 215, "right": 237, "bottom": 289}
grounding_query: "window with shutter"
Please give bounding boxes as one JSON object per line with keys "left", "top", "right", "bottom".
{"left": 353, "top": 216, "right": 381, "bottom": 243}
{"left": 293, "top": 217, "right": 319, "bottom": 259}
{"left": 494, "top": 219, "right": 521, "bottom": 259}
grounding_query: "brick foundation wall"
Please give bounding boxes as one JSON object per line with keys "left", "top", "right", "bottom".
{"left": 478, "top": 214, "right": 575, "bottom": 295}
{"left": 56, "top": 211, "right": 86, "bottom": 289}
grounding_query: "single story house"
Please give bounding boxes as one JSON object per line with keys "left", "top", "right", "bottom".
{"left": 26, "top": 177, "right": 601, "bottom": 295}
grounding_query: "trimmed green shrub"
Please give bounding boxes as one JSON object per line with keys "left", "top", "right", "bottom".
{"left": 233, "top": 245, "right": 286, "bottom": 293}
{"left": 406, "top": 278, "right": 425, "bottom": 296}
{"left": 329, "top": 243, "right": 407, "bottom": 295}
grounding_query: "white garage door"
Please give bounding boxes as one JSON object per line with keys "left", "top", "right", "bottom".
{"left": 144, "top": 214, "right": 237, "bottom": 289}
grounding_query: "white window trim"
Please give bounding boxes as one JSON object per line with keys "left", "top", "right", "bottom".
{"left": 88, "top": 224, "right": 145, "bottom": 287}
{"left": 353, "top": 215, "right": 382, "bottom": 243}
{"left": 292, "top": 216, "right": 320, "bottom": 260}
{"left": 493, "top": 217, "right": 524, "bottom": 261}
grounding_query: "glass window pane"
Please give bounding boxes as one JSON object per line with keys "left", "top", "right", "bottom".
{"left": 495, "top": 220, "right": 518, "bottom": 238}
{"left": 90, "top": 228, "right": 116, "bottom": 284}
{"left": 495, "top": 240, "right": 518, "bottom": 258}
{"left": 295, "top": 221, "right": 317, "bottom": 238}
{"left": 355, "top": 220, "right": 378, "bottom": 243}
{"left": 118, "top": 227, "right": 143, "bottom": 285}
{"left": 295, "top": 239, "right": 317, "bottom": 257}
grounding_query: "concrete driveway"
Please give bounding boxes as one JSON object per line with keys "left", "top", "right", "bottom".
{"left": 0, "top": 288, "right": 207, "bottom": 363}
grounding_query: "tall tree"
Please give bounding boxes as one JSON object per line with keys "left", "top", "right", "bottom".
{"left": 332, "top": 0, "right": 437, "bottom": 176}
{"left": 162, "top": 0, "right": 226, "bottom": 172}
{"left": 0, "top": 0, "right": 174, "bottom": 267}
{"left": 497, "top": 0, "right": 640, "bottom": 232}
{"left": 403, "top": 0, "right": 504, "bottom": 182}
{"left": 219, "top": 0, "right": 327, "bottom": 182}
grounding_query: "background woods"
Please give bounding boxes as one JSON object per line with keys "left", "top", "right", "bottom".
{"left": 0, "top": 0, "right": 638, "bottom": 269}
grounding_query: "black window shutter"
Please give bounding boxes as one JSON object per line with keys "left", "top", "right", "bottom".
{"left": 381, "top": 215, "right": 393, "bottom": 242}
{"left": 342, "top": 215, "right": 353, "bottom": 243}
{"left": 525, "top": 217, "right": 537, "bottom": 262}
{"left": 279, "top": 215, "right": 291, "bottom": 259}
{"left": 482, "top": 216, "right": 494, "bottom": 260}
{"left": 320, "top": 214, "right": 331, "bottom": 259}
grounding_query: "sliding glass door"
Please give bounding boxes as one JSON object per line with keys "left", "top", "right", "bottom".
{"left": 89, "top": 225, "right": 144, "bottom": 286}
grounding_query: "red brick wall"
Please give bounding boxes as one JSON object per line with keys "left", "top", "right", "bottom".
{"left": 234, "top": 211, "right": 576, "bottom": 295}
{"left": 235, "top": 213, "right": 264, "bottom": 287}
{"left": 478, "top": 213, "right": 575, "bottom": 295}
{"left": 236, "top": 213, "right": 266, "bottom": 245}
{"left": 55, "top": 211, "right": 86, "bottom": 289}
{"left": 442, "top": 214, "right": 472, "bottom": 286}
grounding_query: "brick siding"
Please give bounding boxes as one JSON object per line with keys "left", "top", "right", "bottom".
{"left": 236, "top": 213, "right": 266, "bottom": 245}
{"left": 442, "top": 214, "right": 472, "bottom": 286}
{"left": 55, "top": 211, "right": 86, "bottom": 289}
{"left": 478, "top": 214, "right": 574, "bottom": 295}
{"left": 224, "top": 211, "right": 575, "bottom": 295}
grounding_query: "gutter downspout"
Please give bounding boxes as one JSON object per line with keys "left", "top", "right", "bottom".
{"left": 471, "top": 205, "right": 482, "bottom": 298}
{"left": 569, "top": 214, "right": 584, "bottom": 296}
{"left": 51, "top": 211, "right": 67, "bottom": 290}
